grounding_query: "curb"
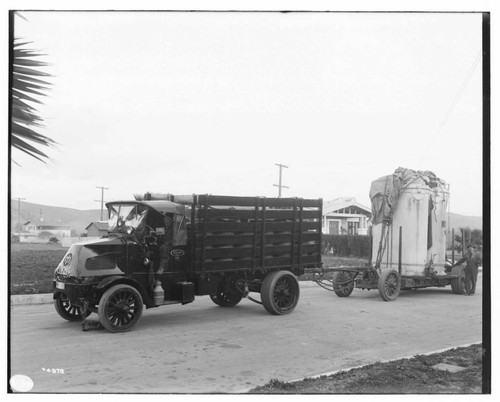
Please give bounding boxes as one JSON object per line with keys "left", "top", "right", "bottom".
{"left": 10, "top": 293, "right": 53, "bottom": 305}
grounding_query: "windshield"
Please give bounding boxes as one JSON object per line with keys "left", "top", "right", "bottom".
{"left": 108, "top": 204, "right": 147, "bottom": 232}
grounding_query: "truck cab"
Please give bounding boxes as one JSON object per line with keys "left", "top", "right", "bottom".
{"left": 53, "top": 200, "right": 191, "bottom": 331}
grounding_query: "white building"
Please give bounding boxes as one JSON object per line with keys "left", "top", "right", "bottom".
{"left": 23, "top": 220, "right": 71, "bottom": 239}
{"left": 322, "top": 197, "right": 372, "bottom": 235}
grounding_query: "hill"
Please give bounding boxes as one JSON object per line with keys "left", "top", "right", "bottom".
{"left": 11, "top": 200, "right": 103, "bottom": 235}
{"left": 10, "top": 200, "right": 483, "bottom": 237}
{"left": 448, "top": 213, "right": 482, "bottom": 231}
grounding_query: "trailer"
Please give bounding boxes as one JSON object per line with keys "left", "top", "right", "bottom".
{"left": 313, "top": 168, "right": 467, "bottom": 301}
{"left": 53, "top": 194, "right": 322, "bottom": 332}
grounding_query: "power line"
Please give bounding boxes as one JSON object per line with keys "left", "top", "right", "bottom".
{"left": 417, "top": 49, "right": 482, "bottom": 168}
{"left": 440, "top": 50, "right": 482, "bottom": 128}
{"left": 273, "top": 163, "right": 289, "bottom": 197}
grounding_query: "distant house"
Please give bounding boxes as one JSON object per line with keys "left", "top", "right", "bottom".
{"left": 15, "top": 231, "right": 38, "bottom": 243}
{"left": 23, "top": 220, "right": 71, "bottom": 239}
{"left": 86, "top": 221, "right": 108, "bottom": 237}
{"left": 323, "top": 197, "right": 372, "bottom": 235}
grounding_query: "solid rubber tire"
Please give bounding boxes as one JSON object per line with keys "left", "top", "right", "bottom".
{"left": 54, "top": 293, "right": 91, "bottom": 321}
{"left": 378, "top": 269, "right": 401, "bottom": 301}
{"left": 450, "top": 265, "right": 467, "bottom": 294}
{"left": 98, "top": 284, "right": 143, "bottom": 333}
{"left": 332, "top": 271, "right": 355, "bottom": 297}
{"left": 261, "top": 270, "right": 300, "bottom": 315}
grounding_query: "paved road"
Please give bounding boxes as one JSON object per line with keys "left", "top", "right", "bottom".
{"left": 9, "top": 276, "right": 482, "bottom": 393}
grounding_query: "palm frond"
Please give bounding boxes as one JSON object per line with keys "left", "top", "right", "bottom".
{"left": 11, "top": 136, "right": 50, "bottom": 162}
{"left": 11, "top": 38, "right": 56, "bottom": 163}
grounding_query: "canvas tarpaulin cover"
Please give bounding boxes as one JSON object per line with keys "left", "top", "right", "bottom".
{"left": 369, "top": 167, "right": 446, "bottom": 225}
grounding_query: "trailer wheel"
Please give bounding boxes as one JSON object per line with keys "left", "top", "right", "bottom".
{"left": 210, "top": 288, "right": 243, "bottom": 307}
{"left": 54, "top": 293, "right": 91, "bottom": 321}
{"left": 332, "top": 271, "right": 355, "bottom": 297}
{"left": 378, "top": 269, "right": 401, "bottom": 301}
{"left": 261, "top": 270, "right": 300, "bottom": 315}
{"left": 98, "top": 284, "right": 143, "bottom": 332}
{"left": 450, "top": 265, "right": 467, "bottom": 294}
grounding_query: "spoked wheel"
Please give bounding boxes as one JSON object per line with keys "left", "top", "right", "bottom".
{"left": 210, "top": 287, "right": 243, "bottom": 307}
{"left": 261, "top": 270, "right": 300, "bottom": 315}
{"left": 378, "top": 269, "right": 401, "bottom": 301}
{"left": 332, "top": 271, "right": 355, "bottom": 297}
{"left": 98, "top": 285, "right": 143, "bottom": 332}
{"left": 54, "top": 293, "right": 91, "bottom": 321}
{"left": 450, "top": 265, "right": 467, "bottom": 294}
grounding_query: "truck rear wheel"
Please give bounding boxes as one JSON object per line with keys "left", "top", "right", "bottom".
{"left": 261, "top": 270, "right": 300, "bottom": 315}
{"left": 450, "top": 265, "right": 467, "bottom": 294}
{"left": 54, "top": 293, "right": 91, "bottom": 321}
{"left": 210, "top": 288, "right": 243, "bottom": 307}
{"left": 332, "top": 271, "right": 355, "bottom": 297}
{"left": 98, "top": 284, "right": 143, "bottom": 332}
{"left": 378, "top": 269, "right": 401, "bottom": 301}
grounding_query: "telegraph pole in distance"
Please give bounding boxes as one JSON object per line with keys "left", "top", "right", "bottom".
{"left": 95, "top": 186, "right": 109, "bottom": 221}
{"left": 15, "top": 197, "right": 26, "bottom": 241}
{"left": 273, "top": 163, "right": 289, "bottom": 198}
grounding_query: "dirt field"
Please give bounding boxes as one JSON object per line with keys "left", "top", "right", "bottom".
{"left": 10, "top": 243, "right": 67, "bottom": 295}
{"left": 249, "top": 344, "right": 485, "bottom": 393}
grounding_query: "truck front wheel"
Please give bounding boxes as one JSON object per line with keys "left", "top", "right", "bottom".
{"left": 261, "top": 270, "right": 300, "bottom": 315}
{"left": 98, "top": 284, "right": 143, "bottom": 332}
{"left": 54, "top": 293, "right": 91, "bottom": 321}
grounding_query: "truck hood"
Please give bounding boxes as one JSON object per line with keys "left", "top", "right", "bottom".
{"left": 54, "top": 237, "right": 126, "bottom": 280}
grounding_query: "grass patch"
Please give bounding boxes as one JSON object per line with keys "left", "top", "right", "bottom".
{"left": 249, "top": 344, "right": 484, "bottom": 394}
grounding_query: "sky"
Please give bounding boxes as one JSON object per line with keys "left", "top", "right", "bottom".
{"left": 10, "top": 10, "right": 485, "bottom": 216}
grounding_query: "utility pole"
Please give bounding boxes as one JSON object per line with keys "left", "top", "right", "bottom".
{"left": 273, "top": 163, "right": 289, "bottom": 198}
{"left": 95, "top": 186, "right": 109, "bottom": 221}
{"left": 15, "top": 197, "right": 26, "bottom": 240}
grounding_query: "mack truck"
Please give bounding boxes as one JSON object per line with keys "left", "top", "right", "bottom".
{"left": 53, "top": 194, "right": 323, "bottom": 332}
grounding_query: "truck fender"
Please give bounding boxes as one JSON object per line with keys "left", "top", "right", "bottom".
{"left": 53, "top": 289, "right": 64, "bottom": 299}
{"left": 96, "top": 276, "right": 154, "bottom": 306}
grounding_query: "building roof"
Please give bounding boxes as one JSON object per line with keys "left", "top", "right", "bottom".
{"left": 323, "top": 197, "right": 372, "bottom": 215}
{"left": 23, "top": 220, "right": 71, "bottom": 228}
{"left": 85, "top": 221, "right": 109, "bottom": 231}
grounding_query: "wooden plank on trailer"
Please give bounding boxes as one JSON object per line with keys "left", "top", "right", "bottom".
{"left": 195, "top": 221, "right": 258, "bottom": 233}
{"left": 197, "top": 194, "right": 261, "bottom": 207}
{"left": 194, "top": 259, "right": 256, "bottom": 271}
{"left": 195, "top": 220, "right": 320, "bottom": 233}
{"left": 299, "top": 221, "right": 321, "bottom": 231}
{"left": 194, "top": 194, "right": 321, "bottom": 208}
{"left": 196, "top": 232, "right": 319, "bottom": 247}
{"left": 261, "top": 243, "right": 319, "bottom": 256}
{"left": 193, "top": 255, "right": 321, "bottom": 271}
{"left": 197, "top": 246, "right": 255, "bottom": 260}
{"left": 198, "top": 207, "right": 320, "bottom": 221}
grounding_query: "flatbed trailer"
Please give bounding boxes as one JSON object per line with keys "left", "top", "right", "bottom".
{"left": 310, "top": 263, "right": 466, "bottom": 301}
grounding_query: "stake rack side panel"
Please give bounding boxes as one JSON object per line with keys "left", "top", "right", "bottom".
{"left": 191, "top": 195, "right": 322, "bottom": 273}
